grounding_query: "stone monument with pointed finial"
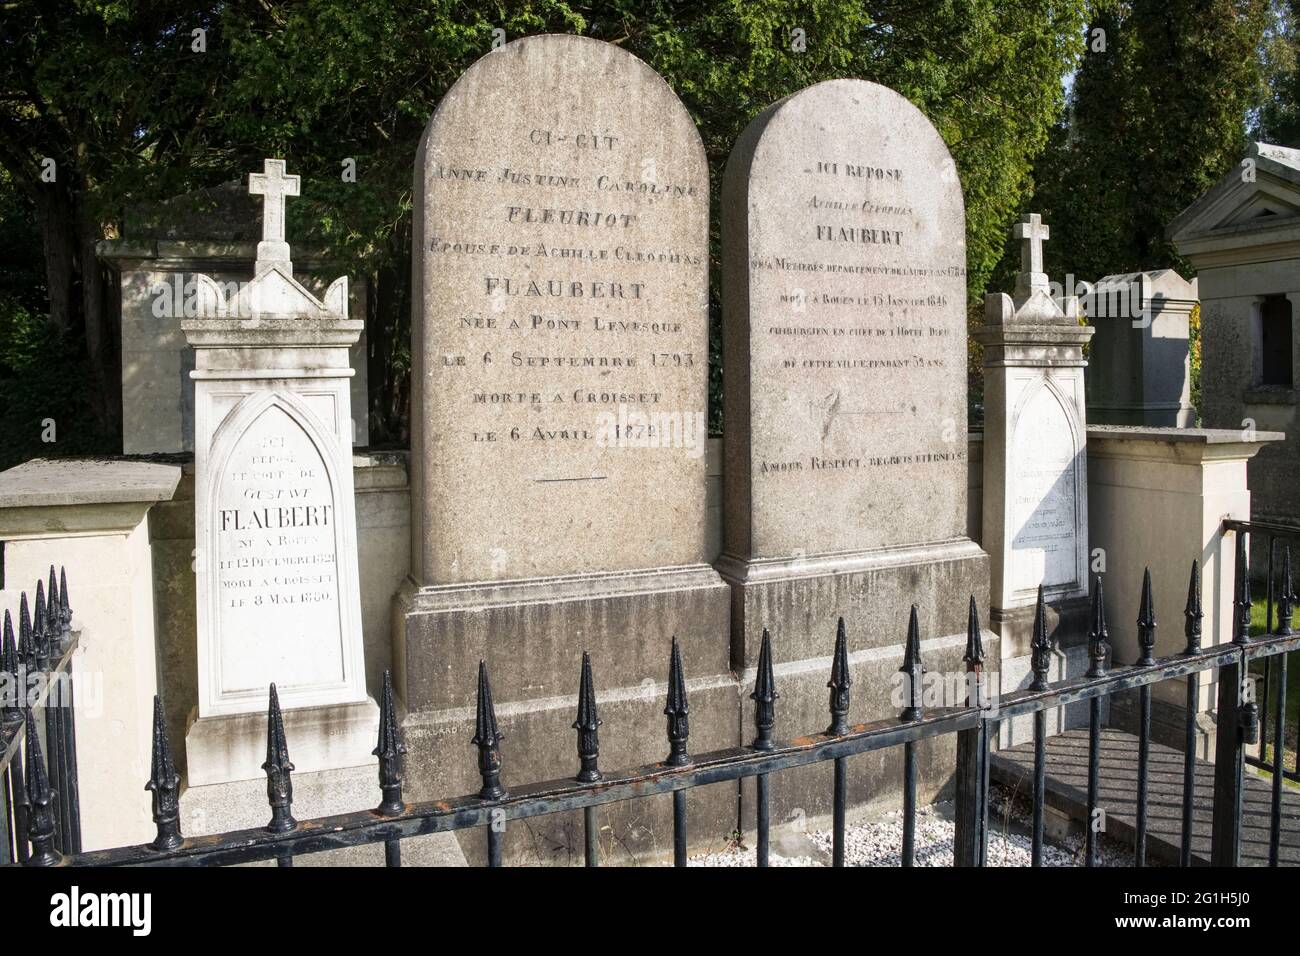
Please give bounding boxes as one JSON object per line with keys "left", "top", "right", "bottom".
{"left": 977, "top": 213, "right": 1094, "bottom": 739}
{"left": 180, "top": 158, "right": 377, "bottom": 788}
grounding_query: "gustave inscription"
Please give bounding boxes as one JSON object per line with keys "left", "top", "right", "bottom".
{"left": 216, "top": 405, "right": 343, "bottom": 691}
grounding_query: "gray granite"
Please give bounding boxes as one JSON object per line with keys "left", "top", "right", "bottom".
{"left": 716, "top": 78, "right": 991, "bottom": 833}
{"left": 720, "top": 79, "right": 970, "bottom": 560}
{"left": 399, "top": 35, "right": 733, "bottom": 862}
{"left": 409, "top": 33, "right": 711, "bottom": 586}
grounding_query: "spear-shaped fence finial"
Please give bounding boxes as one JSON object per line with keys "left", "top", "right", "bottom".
{"left": 964, "top": 595, "right": 985, "bottom": 708}
{"left": 373, "top": 670, "right": 406, "bottom": 815}
{"left": 1233, "top": 530, "right": 1252, "bottom": 645}
{"left": 751, "top": 628, "right": 778, "bottom": 750}
{"left": 827, "top": 617, "right": 852, "bottom": 736}
{"left": 23, "top": 707, "right": 60, "bottom": 866}
{"left": 573, "top": 651, "right": 602, "bottom": 783}
{"left": 899, "top": 605, "right": 925, "bottom": 721}
{"left": 1087, "top": 575, "right": 1110, "bottom": 678}
{"left": 1277, "top": 546, "right": 1295, "bottom": 636}
{"left": 145, "top": 695, "right": 182, "bottom": 850}
{"left": 262, "top": 683, "right": 296, "bottom": 833}
{"left": 664, "top": 637, "right": 691, "bottom": 766}
{"left": 1136, "top": 567, "right": 1157, "bottom": 666}
{"left": 1184, "top": 559, "right": 1203, "bottom": 654}
{"left": 472, "top": 660, "right": 505, "bottom": 800}
{"left": 1030, "top": 585, "right": 1052, "bottom": 691}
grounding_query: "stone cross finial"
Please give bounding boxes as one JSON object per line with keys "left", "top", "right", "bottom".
{"left": 1013, "top": 212, "right": 1050, "bottom": 296}
{"left": 248, "top": 159, "right": 300, "bottom": 276}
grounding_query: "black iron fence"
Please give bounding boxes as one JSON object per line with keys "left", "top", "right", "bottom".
{"left": 14, "top": 526, "right": 1300, "bottom": 868}
{"left": 1, "top": 567, "right": 81, "bottom": 864}
{"left": 1241, "top": 518, "right": 1300, "bottom": 789}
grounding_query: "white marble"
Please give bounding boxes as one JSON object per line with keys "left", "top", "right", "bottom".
{"left": 978, "top": 214, "right": 1093, "bottom": 613}
{"left": 181, "top": 160, "right": 373, "bottom": 786}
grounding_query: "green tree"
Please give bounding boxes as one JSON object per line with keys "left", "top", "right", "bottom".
{"left": 1254, "top": 0, "right": 1300, "bottom": 144}
{"left": 1, "top": 0, "right": 1093, "bottom": 448}
{"left": 1021, "top": 0, "right": 1269, "bottom": 287}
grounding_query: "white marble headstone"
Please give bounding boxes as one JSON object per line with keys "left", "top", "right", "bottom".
{"left": 183, "top": 159, "right": 368, "bottom": 720}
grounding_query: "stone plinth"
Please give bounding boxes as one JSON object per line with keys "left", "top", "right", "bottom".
{"left": 1088, "top": 425, "right": 1282, "bottom": 755}
{"left": 0, "top": 458, "right": 181, "bottom": 850}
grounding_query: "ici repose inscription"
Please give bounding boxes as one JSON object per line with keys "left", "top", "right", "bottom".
{"left": 723, "top": 79, "right": 970, "bottom": 559}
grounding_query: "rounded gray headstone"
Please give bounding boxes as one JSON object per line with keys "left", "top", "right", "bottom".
{"left": 721, "top": 79, "right": 968, "bottom": 559}
{"left": 411, "top": 35, "right": 710, "bottom": 584}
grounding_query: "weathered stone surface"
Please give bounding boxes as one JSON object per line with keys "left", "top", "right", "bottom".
{"left": 1085, "top": 270, "right": 1198, "bottom": 428}
{"left": 718, "top": 79, "right": 991, "bottom": 833}
{"left": 718, "top": 78, "right": 990, "bottom": 666}
{"left": 721, "top": 79, "right": 970, "bottom": 561}
{"left": 410, "top": 34, "right": 711, "bottom": 586}
{"left": 1168, "top": 141, "right": 1300, "bottom": 572}
{"left": 0, "top": 458, "right": 179, "bottom": 509}
{"left": 401, "top": 36, "right": 733, "bottom": 860}
{"left": 0, "top": 465, "right": 180, "bottom": 850}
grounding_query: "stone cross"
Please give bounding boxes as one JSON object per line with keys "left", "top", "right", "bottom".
{"left": 1014, "top": 213, "right": 1050, "bottom": 295}
{"left": 248, "top": 159, "right": 300, "bottom": 275}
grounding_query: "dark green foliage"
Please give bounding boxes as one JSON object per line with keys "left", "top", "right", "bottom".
{"left": 2, "top": 1, "right": 1106, "bottom": 446}
{"left": 1255, "top": 0, "right": 1300, "bottom": 145}
{"left": 1019, "top": 0, "right": 1269, "bottom": 286}
{"left": 0, "top": 303, "right": 109, "bottom": 470}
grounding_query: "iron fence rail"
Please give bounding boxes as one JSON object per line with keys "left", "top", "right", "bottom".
{"left": 14, "top": 525, "right": 1300, "bottom": 868}
{"left": 1, "top": 567, "right": 81, "bottom": 863}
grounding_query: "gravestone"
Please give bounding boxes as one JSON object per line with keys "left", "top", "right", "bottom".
{"left": 182, "top": 159, "right": 378, "bottom": 786}
{"left": 719, "top": 79, "right": 992, "bottom": 821}
{"left": 976, "top": 213, "right": 1093, "bottom": 742}
{"left": 397, "top": 35, "right": 733, "bottom": 863}
{"left": 1085, "top": 270, "right": 1198, "bottom": 427}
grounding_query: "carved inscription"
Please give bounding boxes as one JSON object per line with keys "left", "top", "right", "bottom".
{"left": 215, "top": 404, "right": 344, "bottom": 692}
{"left": 417, "top": 39, "right": 710, "bottom": 581}
{"left": 728, "top": 82, "right": 969, "bottom": 555}
{"left": 1010, "top": 385, "right": 1079, "bottom": 592}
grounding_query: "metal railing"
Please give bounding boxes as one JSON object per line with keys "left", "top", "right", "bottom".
{"left": 17, "top": 528, "right": 1297, "bottom": 867}
{"left": 1, "top": 567, "right": 81, "bottom": 864}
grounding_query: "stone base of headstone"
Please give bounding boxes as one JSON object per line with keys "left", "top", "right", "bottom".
{"left": 180, "top": 764, "right": 467, "bottom": 866}
{"left": 718, "top": 540, "right": 994, "bottom": 824}
{"left": 393, "top": 567, "right": 740, "bottom": 864}
{"left": 184, "top": 698, "right": 380, "bottom": 787}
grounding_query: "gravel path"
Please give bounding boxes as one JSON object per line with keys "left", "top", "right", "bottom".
{"left": 690, "top": 784, "right": 1142, "bottom": 867}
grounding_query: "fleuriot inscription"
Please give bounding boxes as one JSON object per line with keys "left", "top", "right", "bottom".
{"left": 412, "top": 35, "right": 711, "bottom": 584}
